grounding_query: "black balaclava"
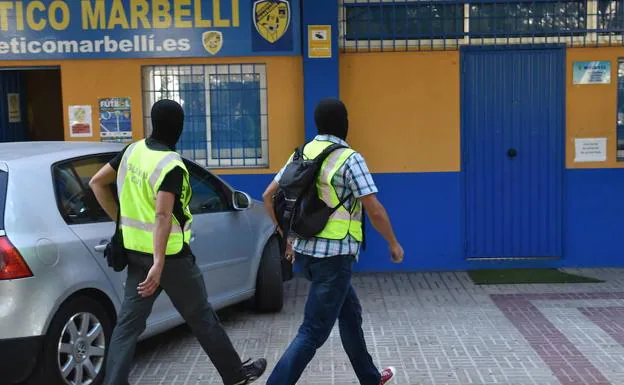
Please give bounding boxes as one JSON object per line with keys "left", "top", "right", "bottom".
{"left": 314, "top": 98, "right": 349, "bottom": 140}
{"left": 150, "top": 99, "right": 184, "bottom": 150}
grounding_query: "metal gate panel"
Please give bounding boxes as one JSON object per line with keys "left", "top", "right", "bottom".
{"left": 462, "top": 47, "right": 564, "bottom": 259}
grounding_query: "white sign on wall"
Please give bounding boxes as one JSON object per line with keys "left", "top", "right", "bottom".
{"left": 574, "top": 138, "right": 607, "bottom": 162}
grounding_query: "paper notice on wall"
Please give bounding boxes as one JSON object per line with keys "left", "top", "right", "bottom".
{"left": 7, "top": 93, "right": 21, "bottom": 123}
{"left": 574, "top": 138, "right": 607, "bottom": 162}
{"left": 68, "top": 105, "right": 93, "bottom": 138}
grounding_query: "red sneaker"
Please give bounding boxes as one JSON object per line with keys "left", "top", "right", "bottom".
{"left": 379, "top": 366, "right": 396, "bottom": 385}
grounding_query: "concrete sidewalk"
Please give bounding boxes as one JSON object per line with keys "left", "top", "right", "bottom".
{"left": 130, "top": 269, "right": 624, "bottom": 385}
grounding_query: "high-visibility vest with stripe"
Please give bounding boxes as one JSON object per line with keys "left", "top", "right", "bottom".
{"left": 116, "top": 139, "right": 193, "bottom": 255}
{"left": 303, "top": 140, "right": 363, "bottom": 241}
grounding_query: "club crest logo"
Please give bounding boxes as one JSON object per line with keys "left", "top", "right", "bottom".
{"left": 253, "top": 0, "right": 291, "bottom": 44}
{"left": 202, "top": 31, "right": 223, "bottom": 55}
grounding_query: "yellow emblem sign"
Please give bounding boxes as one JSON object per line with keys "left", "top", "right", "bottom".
{"left": 253, "top": 0, "right": 290, "bottom": 44}
{"left": 202, "top": 31, "right": 223, "bottom": 55}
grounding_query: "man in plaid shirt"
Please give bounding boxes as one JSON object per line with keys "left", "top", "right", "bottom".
{"left": 262, "top": 98, "right": 404, "bottom": 385}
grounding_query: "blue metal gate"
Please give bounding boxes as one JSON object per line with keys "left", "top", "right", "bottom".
{"left": 462, "top": 47, "right": 565, "bottom": 259}
{"left": 0, "top": 71, "right": 28, "bottom": 142}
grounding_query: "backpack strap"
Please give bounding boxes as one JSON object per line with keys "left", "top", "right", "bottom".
{"left": 313, "top": 143, "right": 347, "bottom": 164}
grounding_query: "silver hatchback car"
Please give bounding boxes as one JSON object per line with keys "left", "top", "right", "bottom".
{"left": 0, "top": 142, "right": 290, "bottom": 385}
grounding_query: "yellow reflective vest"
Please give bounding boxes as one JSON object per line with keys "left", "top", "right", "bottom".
{"left": 303, "top": 140, "right": 363, "bottom": 241}
{"left": 116, "top": 139, "right": 193, "bottom": 255}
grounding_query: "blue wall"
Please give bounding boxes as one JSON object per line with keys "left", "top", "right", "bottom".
{"left": 222, "top": 168, "right": 624, "bottom": 272}
{"left": 564, "top": 168, "right": 624, "bottom": 267}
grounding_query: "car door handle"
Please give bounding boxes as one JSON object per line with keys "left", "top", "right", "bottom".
{"left": 94, "top": 244, "right": 107, "bottom": 253}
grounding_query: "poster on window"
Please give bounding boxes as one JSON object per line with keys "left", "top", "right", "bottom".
{"left": 7, "top": 93, "right": 21, "bottom": 123}
{"left": 68, "top": 105, "right": 92, "bottom": 138}
{"left": 99, "top": 98, "right": 132, "bottom": 142}
{"left": 573, "top": 61, "right": 611, "bottom": 85}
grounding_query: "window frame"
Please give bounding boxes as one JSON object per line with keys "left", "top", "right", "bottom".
{"left": 51, "top": 153, "right": 118, "bottom": 225}
{"left": 0, "top": 168, "right": 7, "bottom": 232}
{"left": 617, "top": 58, "right": 624, "bottom": 161}
{"left": 142, "top": 64, "right": 269, "bottom": 169}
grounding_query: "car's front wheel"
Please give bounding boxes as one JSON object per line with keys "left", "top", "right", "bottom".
{"left": 254, "top": 236, "right": 284, "bottom": 313}
{"left": 28, "top": 296, "right": 112, "bottom": 385}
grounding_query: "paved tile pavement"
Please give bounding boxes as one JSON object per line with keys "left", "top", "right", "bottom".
{"left": 129, "top": 269, "right": 624, "bottom": 385}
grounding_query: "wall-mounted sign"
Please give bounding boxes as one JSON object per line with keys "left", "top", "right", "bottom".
{"left": 68, "top": 105, "right": 92, "bottom": 138}
{"left": 7, "top": 93, "right": 20, "bottom": 123}
{"left": 575, "top": 137, "right": 607, "bottom": 162}
{"left": 573, "top": 61, "right": 611, "bottom": 85}
{"left": 308, "top": 25, "right": 332, "bottom": 59}
{"left": 99, "top": 98, "right": 132, "bottom": 142}
{"left": 0, "top": 0, "right": 301, "bottom": 61}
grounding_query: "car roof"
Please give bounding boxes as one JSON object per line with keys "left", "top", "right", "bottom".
{"left": 0, "top": 141, "right": 125, "bottom": 165}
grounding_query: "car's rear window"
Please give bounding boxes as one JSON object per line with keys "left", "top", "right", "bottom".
{"left": 0, "top": 170, "right": 6, "bottom": 231}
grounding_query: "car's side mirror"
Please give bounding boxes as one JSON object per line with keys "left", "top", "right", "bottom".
{"left": 232, "top": 190, "right": 252, "bottom": 211}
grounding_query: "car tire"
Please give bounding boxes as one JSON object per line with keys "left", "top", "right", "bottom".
{"left": 254, "top": 236, "right": 284, "bottom": 313}
{"left": 27, "top": 296, "right": 113, "bottom": 385}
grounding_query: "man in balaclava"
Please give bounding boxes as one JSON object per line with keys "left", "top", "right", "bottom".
{"left": 90, "top": 99, "right": 267, "bottom": 385}
{"left": 262, "top": 98, "right": 404, "bottom": 385}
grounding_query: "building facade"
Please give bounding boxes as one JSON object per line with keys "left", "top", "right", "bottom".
{"left": 0, "top": 0, "right": 623, "bottom": 272}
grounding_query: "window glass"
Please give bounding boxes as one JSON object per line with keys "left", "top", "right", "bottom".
{"left": 185, "top": 162, "right": 231, "bottom": 214}
{"left": 53, "top": 156, "right": 114, "bottom": 224}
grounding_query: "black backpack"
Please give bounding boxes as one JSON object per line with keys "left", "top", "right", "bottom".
{"left": 273, "top": 142, "right": 352, "bottom": 240}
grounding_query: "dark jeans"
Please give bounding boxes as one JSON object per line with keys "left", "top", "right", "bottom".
{"left": 266, "top": 254, "right": 381, "bottom": 385}
{"left": 103, "top": 253, "right": 244, "bottom": 385}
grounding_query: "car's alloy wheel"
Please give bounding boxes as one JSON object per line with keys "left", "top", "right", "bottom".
{"left": 27, "top": 297, "right": 112, "bottom": 385}
{"left": 57, "top": 312, "right": 106, "bottom": 385}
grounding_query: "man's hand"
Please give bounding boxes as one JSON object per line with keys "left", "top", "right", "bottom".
{"left": 361, "top": 194, "right": 404, "bottom": 263}
{"left": 285, "top": 237, "right": 295, "bottom": 263}
{"left": 262, "top": 181, "right": 280, "bottom": 229}
{"left": 390, "top": 242, "right": 404, "bottom": 263}
{"left": 138, "top": 263, "right": 163, "bottom": 297}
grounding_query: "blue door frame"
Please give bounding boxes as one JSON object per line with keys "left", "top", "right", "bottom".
{"left": 461, "top": 45, "right": 566, "bottom": 260}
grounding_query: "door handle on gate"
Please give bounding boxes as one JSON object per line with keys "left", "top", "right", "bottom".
{"left": 507, "top": 148, "right": 518, "bottom": 158}
{"left": 94, "top": 244, "right": 107, "bottom": 253}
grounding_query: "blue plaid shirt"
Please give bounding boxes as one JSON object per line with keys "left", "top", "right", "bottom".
{"left": 274, "top": 135, "right": 378, "bottom": 258}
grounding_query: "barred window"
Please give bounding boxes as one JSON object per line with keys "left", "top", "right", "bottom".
{"left": 142, "top": 64, "right": 268, "bottom": 168}
{"left": 617, "top": 59, "right": 624, "bottom": 160}
{"left": 598, "top": 0, "right": 624, "bottom": 32}
{"left": 469, "top": 1, "right": 587, "bottom": 37}
{"left": 340, "top": 1, "right": 624, "bottom": 51}
{"left": 345, "top": 2, "right": 464, "bottom": 40}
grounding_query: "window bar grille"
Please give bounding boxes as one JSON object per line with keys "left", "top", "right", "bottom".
{"left": 340, "top": 0, "right": 624, "bottom": 52}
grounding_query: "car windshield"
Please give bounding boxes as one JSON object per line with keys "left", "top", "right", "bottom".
{"left": 0, "top": 170, "right": 6, "bottom": 231}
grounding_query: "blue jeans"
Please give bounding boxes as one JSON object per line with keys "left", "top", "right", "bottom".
{"left": 266, "top": 254, "right": 381, "bottom": 385}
